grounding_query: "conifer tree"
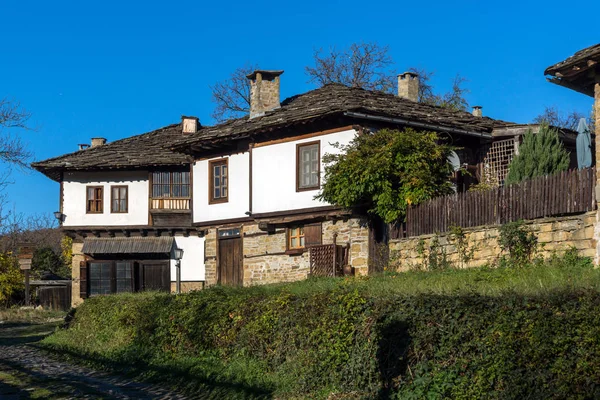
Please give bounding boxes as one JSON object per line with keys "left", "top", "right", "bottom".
{"left": 505, "top": 125, "right": 570, "bottom": 185}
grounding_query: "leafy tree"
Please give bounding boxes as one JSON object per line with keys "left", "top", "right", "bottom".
{"left": 317, "top": 128, "right": 454, "bottom": 223}
{"left": 0, "top": 252, "right": 23, "bottom": 307}
{"left": 305, "top": 42, "right": 396, "bottom": 92}
{"left": 505, "top": 125, "right": 570, "bottom": 185}
{"left": 32, "top": 246, "right": 68, "bottom": 279}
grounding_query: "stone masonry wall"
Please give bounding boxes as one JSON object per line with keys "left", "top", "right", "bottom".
{"left": 389, "top": 211, "right": 596, "bottom": 271}
{"left": 71, "top": 240, "right": 84, "bottom": 307}
{"left": 203, "top": 217, "right": 370, "bottom": 287}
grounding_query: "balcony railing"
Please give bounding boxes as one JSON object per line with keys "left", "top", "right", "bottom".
{"left": 151, "top": 197, "right": 190, "bottom": 210}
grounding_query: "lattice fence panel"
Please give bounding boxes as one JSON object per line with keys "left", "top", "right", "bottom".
{"left": 309, "top": 244, "right": 336, "bottom": 277}
{"left": 482, "top": 138, "right": 516, "bottom": 186}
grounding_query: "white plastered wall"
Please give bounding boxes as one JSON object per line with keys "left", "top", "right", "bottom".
{"left": 193, "top": 152, "right": 250, "bottom": 223}
{"left": 252, "top": 128, "right": 356, "bottom": 213}
{"left": 62, "top": 171, "right": 149, "bottom": 226}
{"left": 169, "top": 236, "right": 205, "bottom": 281}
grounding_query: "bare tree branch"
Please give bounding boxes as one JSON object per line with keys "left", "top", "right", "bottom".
{"left": 0, "top": 98, "right": 32, "bottom": 168}
{"left": 305, "top": 42, "right": 396, "bottom": 93}
{"left": 533, "top": 105, "right": 594, "bottom": 131}
{"left": 408, "top": 68, "right": 470, "bottom": 112}
{"left": 210, "top": 64, "right": 258, "bottom": 123}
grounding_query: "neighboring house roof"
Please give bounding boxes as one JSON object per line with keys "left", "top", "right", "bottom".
{"left": 545, "top": 43, "right": 600, "bottom": 97}
{"left": 173, "top": 83, "right": 513, "bottom": 153}
{"left": 32, "top": 123, "right": 192, "bottom": 181}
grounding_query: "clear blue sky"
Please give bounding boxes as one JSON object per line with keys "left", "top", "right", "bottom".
{"left": 1, "top": 0, "right": 598, "bottom": 219}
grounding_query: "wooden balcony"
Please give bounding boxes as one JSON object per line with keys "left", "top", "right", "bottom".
{"left": 150, "top": 197, "right": 191, "bottom": 227}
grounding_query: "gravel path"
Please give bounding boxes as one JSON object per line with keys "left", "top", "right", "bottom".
{"left": 0, "top": 323, "right": 189, "bottom": 399}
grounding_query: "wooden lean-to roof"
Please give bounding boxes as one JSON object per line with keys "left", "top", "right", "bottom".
{"left": 173, "top": 83, "right": 513, "bottom": 153}
{"left": 545, "top": 43, "right": 600, "bottom": 97}
{"left": 32, "top": 123, "right": 193, "bottom": 181}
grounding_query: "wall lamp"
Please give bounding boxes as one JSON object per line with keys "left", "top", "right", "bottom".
{"left": 174, "top": 247, "right": 184, "bottom": 294}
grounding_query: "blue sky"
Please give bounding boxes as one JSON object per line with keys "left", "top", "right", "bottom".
{"left": 1, "top": 0, "right": 598, "bottom": 218}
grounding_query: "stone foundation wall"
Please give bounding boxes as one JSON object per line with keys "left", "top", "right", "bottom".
{"left": 71, "top": 241, "right": 85, "bottom": 307}
{"left": 170, "top": 281, "right": 204, "bottom": 292}
{"left": 203, "top": 217, "right": 371, "bottom": 287}
{"left": 390, "top": 211, "right": 597, "bottom": 271}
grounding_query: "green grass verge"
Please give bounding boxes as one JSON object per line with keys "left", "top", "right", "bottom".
{"left": 42, "top": 253, "right": 600, "bottom": 399}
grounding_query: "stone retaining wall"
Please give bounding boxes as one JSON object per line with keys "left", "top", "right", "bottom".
{"left": 389, "top": 211, "right": 597, "bottom": 271}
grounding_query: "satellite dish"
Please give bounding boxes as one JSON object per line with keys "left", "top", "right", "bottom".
{"left": 448, "top": 151, "right": 461, "bottom": 172}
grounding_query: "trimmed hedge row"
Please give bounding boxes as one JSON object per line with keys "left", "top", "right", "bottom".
{"left": 46, "top": 282, "right": 600, "bottom": 399}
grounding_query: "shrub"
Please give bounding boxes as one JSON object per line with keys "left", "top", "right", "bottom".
{"left": 0, "top": 252, "right": 24, "bottom": 307}
{"left": 498, "top": 220, "right": 538, "bottom": 267}
{"left": 43, "top": 256, "right": 600, "bottom": 399}
{"left": 505, "top": 125, "right": 570, "bottom": 185}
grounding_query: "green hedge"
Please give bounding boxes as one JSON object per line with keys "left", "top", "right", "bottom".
{"left": 44, "top": 280, "right": 600, "bottom": 399}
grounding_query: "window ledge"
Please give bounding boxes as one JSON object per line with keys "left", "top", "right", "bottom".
{"left": 285, "top": 249, "right": 306, "bottom": 256}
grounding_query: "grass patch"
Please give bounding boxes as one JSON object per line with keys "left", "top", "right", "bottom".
{"left": 42, "top": 253, "right": 600, "bottom": 399}
{"left": 0, "top": 308, "right": 65, "bottom": 325}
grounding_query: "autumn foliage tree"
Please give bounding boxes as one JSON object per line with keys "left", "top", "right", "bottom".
{"left": 317, "top": 128, "right": 454, "bottom": 223}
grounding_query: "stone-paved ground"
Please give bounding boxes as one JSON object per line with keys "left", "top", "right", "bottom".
{"left": 0, "top": 323, "right": 188, "bottom": 399}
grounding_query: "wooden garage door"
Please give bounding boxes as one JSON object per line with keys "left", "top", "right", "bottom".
{"left": 218, "top": 236, "right": 243, "bottom": 286}
{"left": 141, "top": 262, "right": 170, "bottom": 292}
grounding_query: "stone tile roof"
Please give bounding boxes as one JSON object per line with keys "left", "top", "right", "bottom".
{"left": 544, "top": 43, "right": 600, "bottom": 97}
{"left": 545, "top": 43, "right": 600, "bottom": 76}
{"left": 33, "top": 83, "right": 514, "bottom": 181}
{"left": 32, "top": 123, "right": 192, "bottom": 181}
{"left": 173, "top": 83, "right": 512, "bottom": 151}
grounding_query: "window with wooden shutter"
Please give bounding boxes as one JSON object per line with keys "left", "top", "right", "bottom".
{"left": 287, "top": 222, "right": 322, "bottom": 250}
{"left": 86, "top": 186, "right": 103, "bottom": 213}
{"left": 79, "top": 261, "right": 88, "bottom": 299}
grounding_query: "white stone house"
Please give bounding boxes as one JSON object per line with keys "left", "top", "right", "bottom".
{"left": 33, "top": 69, "right": 515, "bottom": 307}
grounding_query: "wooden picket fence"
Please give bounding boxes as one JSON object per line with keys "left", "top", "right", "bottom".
{"left": 392, "top": 168, "right": 597, "bottom": 239}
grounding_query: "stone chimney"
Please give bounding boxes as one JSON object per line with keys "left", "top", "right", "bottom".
{"left": 182, "top": 116, "right": 199, "bottom": 134}
{"left": 472, "top": 106, "right": 483, "bottom": 117}
{"left": 91, "top": 137, "right": 107, "bottom": 147}
{"left": 247, "top": 70, "right": 284, "bottom": 119}
{"left": 398, "top": 72, "right": 419, "bottom": 102}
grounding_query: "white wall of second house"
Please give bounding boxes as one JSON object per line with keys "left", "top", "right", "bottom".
{"left": 252, "top": 128, "right": 357, "bottom": 213}
{"left": 62, "top": 171, "right": 149, "bottom": 227}
{"left": 169, "top": 236, "right": 205, "bottom": 281}
{"left": 193, "top": 153, "right": 250, "bottom": 223}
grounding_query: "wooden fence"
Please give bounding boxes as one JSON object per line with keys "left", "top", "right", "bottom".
{"left": 392, "top": 168, "right": 597, "bottom": 239}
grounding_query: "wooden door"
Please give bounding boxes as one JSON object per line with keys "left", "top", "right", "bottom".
{"left": 218, "top": 237, "right": 243, "bottom": 286}
{"left": 141, "top": 262, "right": 170, "bottom": 292}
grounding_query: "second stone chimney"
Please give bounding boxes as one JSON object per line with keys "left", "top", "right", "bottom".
{"left": 91, "top": 137, "right": 107, "bottom": 147}
{"left": 182, "top": 116, "right": 199, "bottom": 134}
{"left": 472, "top": 106, "right": 483, "bottom": 117}
{"left": 247, "top": 70, "right": 284, "bottom": 119}
{"left": 398, "top": 72, "right": 419, "bottom": 102}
